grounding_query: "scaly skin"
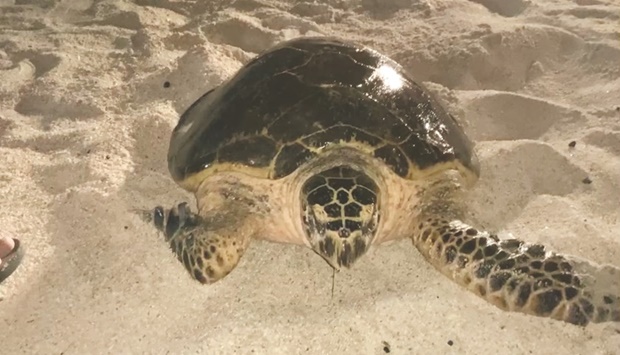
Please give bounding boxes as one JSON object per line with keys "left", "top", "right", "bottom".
{"left": 413, "top": 216, "right": 620, "bottom": 325}
{"left": 143, "top": 205, "right": 620, "bottom": 325}
{"left": 150, "top": 202, "right": 253, "bottom": 283}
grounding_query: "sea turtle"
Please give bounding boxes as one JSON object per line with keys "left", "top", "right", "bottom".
{"left": 145, "top": 37, "right": 620, "bottom": 326}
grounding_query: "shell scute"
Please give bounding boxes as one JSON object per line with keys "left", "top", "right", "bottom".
{"left": 168, "top": 37, "right": 478, "bottom": 191}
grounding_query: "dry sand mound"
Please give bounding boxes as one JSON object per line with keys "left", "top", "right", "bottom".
{"left": 0, "top": 0, "right": 619, "bottom": 353}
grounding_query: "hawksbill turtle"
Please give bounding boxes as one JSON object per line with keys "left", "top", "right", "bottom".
{"left": 144, "top": 37, "right": 620, "bottom": 326}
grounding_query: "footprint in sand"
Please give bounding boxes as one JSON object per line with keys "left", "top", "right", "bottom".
{"left": 0, "top": 116, "right": 14, "bottom": 148}
{"left": 132, "top": 46, "right": 241, "bottom": 112}
{"left": 0, "top": 9, "right": 46, "bottom": 31}
{"left": 397, "top": 25, "right": 587, "bottom": 91}
{"left": 14, "top": 94, "right": 103, "bottom": 130}
{"left": 34, "top": 161, "right": 93, "bottom": 195}
{"left": 0, "top": 59, "right": 36, "bottom": 87}
{"left": 564, "top": 6, "right": 620, "bottom": 19}
{"left": 133, "top": 0, "right": 215, "bottom": 16}
{"left": 291, "top": 2, "right": 338, "bottom": 23}
{"left": 12, "top": 52, "right": 61, "bottom": 78}
{"left": 123, "top": 111, "right": 190, "bottom": 204}
{"left": 360, "top": 0, "right": 431, "bottom": 14}
{"left": 45, "top": 189, "right": 136, "bottom": 283}
{"left": 256, "top": 8, "right": 322, "bottom": 35}
{"left": 487, "top": 141, "right": 586, "bottom": 196}
{"left": 0, "top": 49, "right": 61, "bottom": 90}
{"left": 467, "top": 0, "right": 529, "bottom": 17}
{"left": 583, "top": 130, "right": 620, "bottom": 156}
{"left": 203, "top": 12, "right": 283, "bottom": 53}
{"left": 470, "top": 141, "right": 588, "bottom": 226}
{"left": 0, "top": 127, "right": 93, "bottom": 154}
{"left": 129, "top": 111, "right": 172, "bottom": 176}
{"left": 459, "top": 91, "right": 582, "bottom": 141}
{"left": 75, "top": 2, "right": 143, "bottom": 30}
{"left": 204, "top": 8, "right": 325, "bottom": 53}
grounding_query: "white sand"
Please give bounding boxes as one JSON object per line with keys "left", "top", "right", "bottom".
{"left": 1, "top": 0, "right": 619, "bottom": 353}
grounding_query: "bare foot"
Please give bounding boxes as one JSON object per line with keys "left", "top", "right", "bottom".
{"left": 0, "top": 234, "right": 24, "bottom": 283}
{"left": 0, "top": 235, "right": 16, "bottom": 264}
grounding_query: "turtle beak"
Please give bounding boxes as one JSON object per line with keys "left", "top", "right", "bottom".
{"left": 302, "top": 204, "right": 378, "bottom": 270}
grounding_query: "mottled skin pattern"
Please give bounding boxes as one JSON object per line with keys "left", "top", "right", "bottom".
{"left": 413, "top": 217, "right": 620, "bottom": 325}
{"left": 301, "top": 165, "right": 380, "bottom": 269}
{"left": 144, "top": 37, "right": 620, "bottom": 326}
{"left": 152, "top": 203, "right": 253, "bottom": 282}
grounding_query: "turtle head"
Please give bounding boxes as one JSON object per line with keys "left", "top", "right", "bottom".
{"left": 300, "top": 165, "right": 380, "bottom": 269}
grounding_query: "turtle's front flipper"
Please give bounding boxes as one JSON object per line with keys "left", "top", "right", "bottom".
{"left": 147, "top": 202, "right": 252, "bottom": 284}
{"left": 412, "top": 217, "right": 620, "bottom": 325}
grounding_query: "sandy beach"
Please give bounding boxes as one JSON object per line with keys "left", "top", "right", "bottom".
{"left": 1, "top": 0, "right": 619, "bottom": 353}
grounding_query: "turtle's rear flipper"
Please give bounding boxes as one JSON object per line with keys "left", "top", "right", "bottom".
{"left": 412, "top": 217, "right": 620, "bottom": 326}
{"left": 147, "top": 203, "right": 252, "bottom": 284}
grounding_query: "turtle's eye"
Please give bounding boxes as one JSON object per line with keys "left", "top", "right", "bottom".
{"left": 301, "top": 204, "right": 325, "bottom": 235}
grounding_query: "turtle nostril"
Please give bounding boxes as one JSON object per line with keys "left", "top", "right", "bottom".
{"left": 338, "top": 228, "right": 351, "bottom": 238}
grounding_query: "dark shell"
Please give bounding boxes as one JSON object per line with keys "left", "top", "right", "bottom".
{"left": 168, "top": 37, "right": 479, "bottom": 185}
